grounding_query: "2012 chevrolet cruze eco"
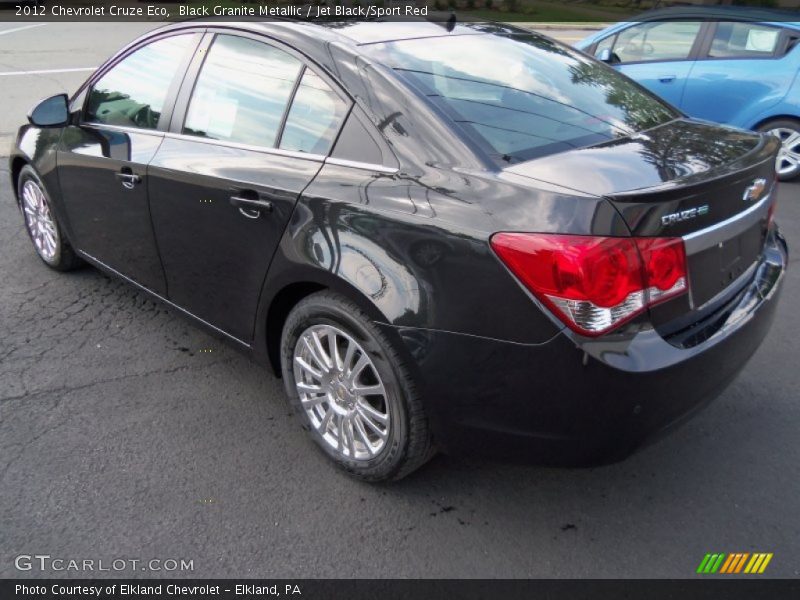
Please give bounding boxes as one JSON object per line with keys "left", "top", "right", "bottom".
{"left": 10, "top": 20, "right": 787, "bottom": 481}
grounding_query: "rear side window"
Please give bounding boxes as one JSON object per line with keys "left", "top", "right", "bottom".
{"left": 367, "top": 34, "right": 678, "bottom": 164}
{"left": 708, "top": 22, "right": 782, "bottom": 58}
{"left": 183, "top": 35, "right": 302, "bottom": 147}
{"left": 613, "top": 21, "right": 703, "bottom": 63}
{"left": 85, "top": 35, "right": 194, "bottom": 130}
{"left": 279, "top": 70, "right": 348, "bottom": 155}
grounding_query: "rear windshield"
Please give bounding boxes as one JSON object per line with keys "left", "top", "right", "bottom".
{"left": 366, "top": 33, "right": 679, "bottom": 164}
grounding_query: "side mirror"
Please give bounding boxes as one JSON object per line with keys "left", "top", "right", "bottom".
{"left": 596, "top": 48, "right": 620, "bottom": 65}
{"left": 28, "top": 94, "right": 69, "bottom": 128}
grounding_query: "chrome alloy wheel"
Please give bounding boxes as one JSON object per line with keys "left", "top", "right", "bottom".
{"left": 293, "top": 324, "right": 390, "bottom": 461}
{"left": 21, "top": 179, "right": 59, "bottom": 262}
{"left": 769, "top": 127, "right": 800, "bottom": 178}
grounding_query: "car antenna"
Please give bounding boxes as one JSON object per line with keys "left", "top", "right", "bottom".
{"left": 431, "top": 11, "right": 457, "bottom": 32}
{"left": 446, "top": 12, "right": 456, "bottom": 33}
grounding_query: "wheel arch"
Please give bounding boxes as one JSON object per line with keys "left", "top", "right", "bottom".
{"left": 752, "top": 114, "right": 800, "bottom": 130}
{"left": 10, "top": 155, "right": 29, "bottom": 203}
{"left": 261, "top": 269, "right": 405, "bottom": 377}
{"left": 264, "top": 280, "right": 328, "bottom": 376}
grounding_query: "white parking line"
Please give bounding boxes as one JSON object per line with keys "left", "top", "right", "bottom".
{"left": 0, "top": 23, "right": 47, "bottom": 36}
{"left": 0, "top": 67, "right": 96, "bottom": 76}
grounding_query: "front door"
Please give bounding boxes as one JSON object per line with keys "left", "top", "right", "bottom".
{"left": 57, "top": 33, "right": 200, "bottom": 294}
{"left": 618, "top": 60, "right": 695, "bottom": 109}
{"left": 147, "top": 33, "right": 350, "bottom": 341}
{"left": 598, "top": 20, "right": 705, "bottom": 109}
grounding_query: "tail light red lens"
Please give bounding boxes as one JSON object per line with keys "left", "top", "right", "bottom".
{"left": 766, "top": 175, "right": 779, "bottom": 229}
{"left": 490, "top": 233, "right": 688, "bottom": 336}
{"left": 767, "top": 201, "right": 777, "bottom": 230}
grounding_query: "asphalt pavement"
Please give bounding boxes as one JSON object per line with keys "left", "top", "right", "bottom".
{"left": 0, "top": 21, "right": 799, "bottom": 579}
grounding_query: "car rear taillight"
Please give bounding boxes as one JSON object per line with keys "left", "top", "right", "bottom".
{"left": 767, "top": 200, "right": 777, "bottom": 230}
{"left": 490, "top": 233, "right": 688, "bottom": 336}
{"left": 767, "top": 180, "right": 778, "bottom": 229}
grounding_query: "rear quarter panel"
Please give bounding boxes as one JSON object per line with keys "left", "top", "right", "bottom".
{"left": 743, "top": 49, "right": 800, "bottom": 128}
{"left": 259, "top": 163, "right": 567, "bottom": 347}
{"left": 683, "top": 50, "right": 800, "bottom": 128}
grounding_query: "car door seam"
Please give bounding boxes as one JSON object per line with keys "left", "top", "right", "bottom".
{"left": 145, "top": 135, "right": 171, "bottom": 299}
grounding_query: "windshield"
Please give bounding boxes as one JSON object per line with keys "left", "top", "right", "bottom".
{"left": 366, "top": 33, "right": 679, "bottom": 164}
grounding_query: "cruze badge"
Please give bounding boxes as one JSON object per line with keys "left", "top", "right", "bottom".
{"left": 743, "top": 178, "right": 767, "bottom": 202}
{"left": 661, "top": 205, "right": 709, "bottom": 227}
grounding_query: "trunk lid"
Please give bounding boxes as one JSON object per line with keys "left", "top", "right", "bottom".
{"left": 504, "top": 119, "right": 780, "bottom": 338}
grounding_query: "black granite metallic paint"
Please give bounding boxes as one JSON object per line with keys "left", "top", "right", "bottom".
{"left": 8, "top": 21, "right": 788, "bottom": 465}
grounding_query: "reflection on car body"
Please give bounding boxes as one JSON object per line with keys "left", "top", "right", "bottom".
{"left": 9, "top": 19, "right": 787, "bottom": 481}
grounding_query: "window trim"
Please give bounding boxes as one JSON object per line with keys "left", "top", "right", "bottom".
{"left": 324, "top": 156, "right": 399, "bottom": 175}
{"left": 171, "top": 28, "right": 353, "bottom": 157}
{"left": 328, "top": 102, "right": 400, "bottom": 172}
{"left": 590, "top": 19, "right": 798, "bottom": 66}
{"left": 77, "top": 30, "right": 204, "bottom": 133}
{"left": 65, "top": 24, "right": 397, "bottom": 171}
{"left": 588, "top": 19, "right": 711, "bottom": 67}
{"left": 274, "top": 64, "right": 307, "bottom": 150}
{"left": 162, "top": 130, "right": 329, "bottom": 163}
{"left": 696, "top": 21, "right": 791, "bottom": 62}
{"left": 784, "top": 32, "right": 800, "bottom": 56}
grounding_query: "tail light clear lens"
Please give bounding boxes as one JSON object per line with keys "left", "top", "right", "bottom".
{"left": 490, "top": 233, "right": 688, "bottom": 336}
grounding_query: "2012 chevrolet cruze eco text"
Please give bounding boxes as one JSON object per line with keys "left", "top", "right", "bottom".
{"left": 10, "top": 20, "right": 787, "bottom": 481}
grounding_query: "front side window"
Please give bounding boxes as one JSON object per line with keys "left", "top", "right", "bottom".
{"left": 279, "top": 70, "right": 349, "bottom": 155}
{"left": 612, "top": 21, "right": 703, "bottom": 63}
{"left": 85, "top": 35, "right": 194, "bottom": 130}
{"left": 183, "top": 35, "right": 302, "bottom": 147}
{"left": 367, "top": 34, "right": 678, "bottom": 164}
{"left": 708, "top": 22, "right": 782, "bottom": 58}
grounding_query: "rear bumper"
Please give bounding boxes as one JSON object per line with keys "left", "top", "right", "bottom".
{"left": 383, "top": 229, "right": 787, "bottom": 466}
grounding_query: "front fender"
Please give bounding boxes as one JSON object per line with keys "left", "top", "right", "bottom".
{"left": 9, "top": 124, "right": 72, "bottom": 240}
{"left": 13, "top": 124, "right": 61, "bottom": 175}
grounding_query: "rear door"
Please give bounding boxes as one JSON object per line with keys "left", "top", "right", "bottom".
{"left": 147, "top": 32, "right": 351, "bottom": 341}
{"left": 58, "top": 33, "right": 201, "bottom": 293}
{"left": 681, "top": 22, "right": 796, "bottom": 124}
{"left": 592, "top": 20, "right": 706, "bottom": 108}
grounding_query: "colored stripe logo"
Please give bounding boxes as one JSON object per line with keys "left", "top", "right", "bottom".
{"left": 697, "top": 552, "right": 773, "bottom": 574}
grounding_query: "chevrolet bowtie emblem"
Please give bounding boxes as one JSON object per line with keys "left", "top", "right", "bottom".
{"left": 743, "top": 178, "right": 767, "bottom": 202}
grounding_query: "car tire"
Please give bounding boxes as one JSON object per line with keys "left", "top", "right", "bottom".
{"left": 280, "top": 291, "right": 434, "bottom": 481}
{"left": 17, "top": 165, "right": 83, "bottom": 271}
{"left": 757, "top": 119, "right": 800, "bottom": 181}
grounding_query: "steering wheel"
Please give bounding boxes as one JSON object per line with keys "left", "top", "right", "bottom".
{"left": 619, "top": 40, "right": 655, "bottom": 59}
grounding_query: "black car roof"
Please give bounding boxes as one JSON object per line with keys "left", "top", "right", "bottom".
{"left": 156, "top": 17, "right": 533, "bottom": 49}
{"left": 285, "top": 19, "right": 488, "bottom": 45}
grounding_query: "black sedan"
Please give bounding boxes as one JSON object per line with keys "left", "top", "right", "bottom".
{"left": 9, "top": 20, "right": 787, "bottom": 481}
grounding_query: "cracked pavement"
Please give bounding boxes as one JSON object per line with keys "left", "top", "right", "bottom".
{"left": 1, "top": 22, "right": 799, "bottom": 580}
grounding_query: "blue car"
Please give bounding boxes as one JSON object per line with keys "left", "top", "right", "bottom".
{"left": 577, "top": 7, "right": 800, "bottom": 180}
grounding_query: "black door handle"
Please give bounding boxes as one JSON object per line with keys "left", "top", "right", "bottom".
{"left": 229, "top": 191, "right": 274, "bottom": 219}
{"left": 115, "top": 168, "right": 141, "bottom": 190}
